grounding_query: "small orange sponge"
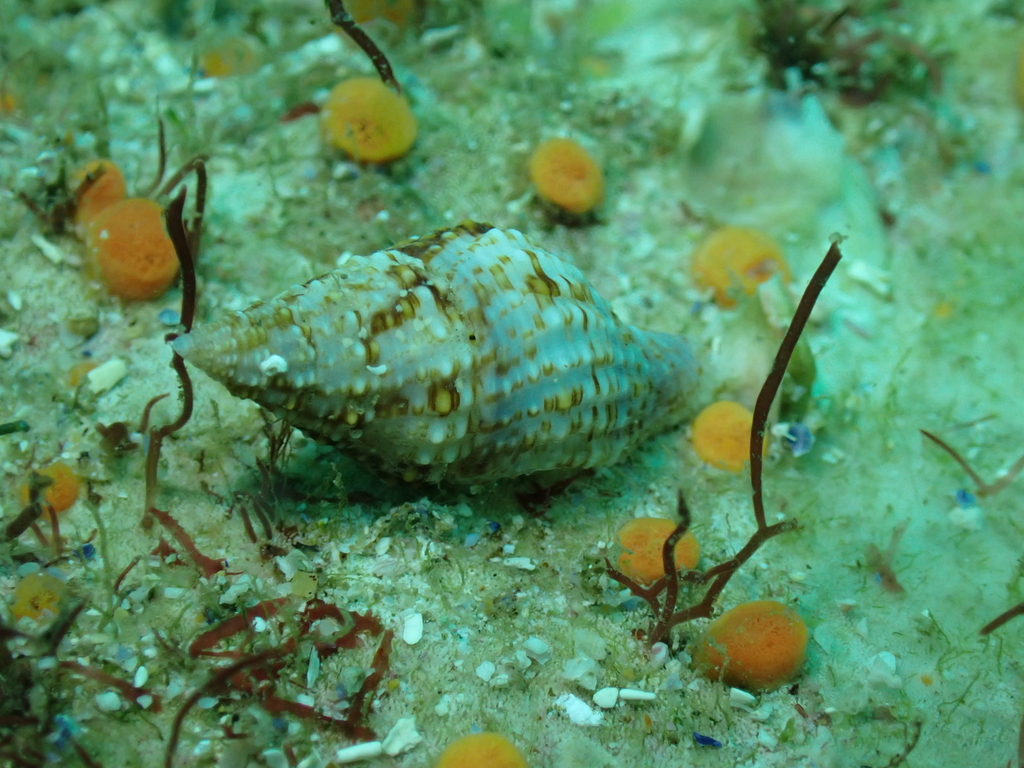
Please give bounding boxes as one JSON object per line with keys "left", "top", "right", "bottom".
{"left": 692, "top": 400, "right": 760, "bottom": 472}
{"left": 617, "top": 517, "right": 700, "bottom": 584}
{"left": 321, "top": 77, "right": 417, "bottom": 164}
{"left": 694, "top": 600, "right": 808, "bottom": 691}
{"left": 86, "top": 198, "right": 179, "bottom": 301}
{"left": 435, "top": 733, "right": 529, "bottom": 768}
{"left": 72, "top": 159, "right": 128, "bottom": 229}
{"left": 690, "top": 227, "right": 790, "bottom": 308}
{"left": 348, "top": 0, "right": 416, "bottom": 25}
{"left": 19, "top": 461, "right": 81, "bottom": 514}
{"left": 12, "top": 572, "right": 68, "bottom": 622}
{"left": 529, "top": 137, "right": 604, "bottom": 215}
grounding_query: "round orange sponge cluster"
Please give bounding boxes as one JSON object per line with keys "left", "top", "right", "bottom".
{"left": 348, "top": 0, "right": 416, "bottom": 25}
{"left": 529, "top": 137, "right": 604, "bottom": 215}
{"left": 692, "top": 400, "right": 762, "bottom": 472}
{"left": 321, "top": 77, "right": 417, "bottom": 164}
{"left": 72, "top": 159, "right": 128, "bottom": 229}
{"left": 86, "top": 198, "right": 179, "bottom": 300}
{"left": 19, "top": 461, "right": 81, "bottom": 515}
{"left": 435, "top": 733, "right": 529, "bottom": 768}
{"left": 617, "top": 517, "right": 700, "bottom": 584}
{"left": 690, "top": 227, "right": 791, "bottom": 308}
{"left": 693, "top": 600, "right": 808, "bottom": 691}
{"left": 12, "top": 572, "right": 69, "bottom": 622}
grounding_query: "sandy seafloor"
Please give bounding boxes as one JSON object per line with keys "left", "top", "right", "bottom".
{"left": 3, "top": 0, "right": 1024, "bottom": 766}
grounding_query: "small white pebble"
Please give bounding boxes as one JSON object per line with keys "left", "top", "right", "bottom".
{"left": 162, "top": 587, "right": 185, "bottom": 599}
{"left": 522, "top": 637, "right": 550, "bottom": 663}
{"left": 618, "top": 688, "right": 656, "bottom": 702}
{"left": 86, "top": 358, "right": 128, "bottom": 394}
{"left": 133, "top": 665, "right": 149, "bottom": 688}
{"left": 948, "top": 504, "right": 982, "bottom": 531}
{"left": 868, "top": 651, "right": 901, "bottom": 688}
{"left": 367, "top": 363, "right": 388, "bottom": 375}
{"left": 6, "top": 290, "right": 22, "bottom": 311}
{"left": 0, "top": 329, "right": 19, "bottom": 358}
{"left": 95, "top": 691, "right": 122, "bottom": 712}
{"left": 259, "top": 354, "right": 289, "bottom": 376}
{"left": 382, "top": 716, "right": 422, "bottom": 756}
{"left": 649, "top": 642, "right": 669, "bottom": 668}
{"left": 475, "top": 661, "right": 496, "bottom": 682}
{"left": 729, "top": 688, "right": 757, "bottom": 709}
{"left": 434, "top": 694, "right": 452, "bottom": 716}
{"left": 555, "top": 693, "right": 603, "bottom": 726}
{"left": 503, "top": 556, "right": 535, "bottom": 571}
{"left": 136, "top": 694, "right": 154, "bottom": 710}
{"left": 334, "top": 741, "right": 383, "bottom": 763}
{"left": 757, "top": 729, "right": 778, "bottom": 750}
{"left": 402, "top": 613, "right": 424, "bottom": 645}
{"left": 307, "top": 648, "right": 321, "bottom": 688}
{"left": 31, "top": 233, "right": 66, "bottom": 264}
{"left": 592, "top": 687, "right": 619, "bottom": 709}
{"left": 252, "top": 616, "right": 268, "bottom": 632}
{"left": 196, "top": 697, "right": 218, "bottom": 709}
{"left": 296, "top": 693, "right": 315, "bottom": 707}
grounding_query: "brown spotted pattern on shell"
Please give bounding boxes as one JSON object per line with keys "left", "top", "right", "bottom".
{"left": 171, "top": 222, "right": 698, "bottom": 483}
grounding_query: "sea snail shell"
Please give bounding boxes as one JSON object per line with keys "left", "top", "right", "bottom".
{"left": 171, "top": 222, "right": 698, "bottom": 483}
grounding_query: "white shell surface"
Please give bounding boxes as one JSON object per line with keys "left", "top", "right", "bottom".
{"left": 172, "top": 223, "right": 697, "bottom": 482}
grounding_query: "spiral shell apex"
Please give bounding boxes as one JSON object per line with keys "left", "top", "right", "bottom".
{"left": 171, "top": 222, "right": 698, "bottom": 483}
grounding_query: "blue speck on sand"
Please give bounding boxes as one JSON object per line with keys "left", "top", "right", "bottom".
{"left": 693, "top": 732, "right": 723, "bottom": 747}
{"left": 158, "top": 308, "right": 181, "bottom": 326}
{"left": 955, "top": 489, "right": 976, "bottom": 508}
{"left": 784, "top": 422, "right": 814, "bottom": 457}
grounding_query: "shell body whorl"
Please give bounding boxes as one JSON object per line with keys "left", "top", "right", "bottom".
{"left": 172, "top": 222, "right": 698, "bottom": 482}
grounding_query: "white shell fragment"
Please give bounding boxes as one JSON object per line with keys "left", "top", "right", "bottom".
{"left": 86, "top": 358, "right": 128, "bottom": 393}
{"left": 592, "top": 687, "right": 619, "bottom": 709}
{"left": 729, "top": 687, "right": 757, "bottom": 709}
{"left": 402, "top": 612, "right": 424, "bottom": 645}
{"left": 382, "top": 717, "right": 423, "bottom": 756}
{"left": 555, "top": 692, "right": 604, "bottom": 726}
{"left": 334, "top": 741, "right": 383, "bottom": 763}
{"left": 618, "top": 688, "right": 656, "bottom": 701}
{"left": 173, "top": 223, "right": 697, "bottom": 482}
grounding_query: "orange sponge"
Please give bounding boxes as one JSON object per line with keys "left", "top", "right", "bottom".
{"left": 617, "top": 517, "right": 700, "bottom": 584}
{"left": 19, "top": 461, "right": 81, "bottom": 515}
{"left": 692, "top": 400, "right": 763, "bottom": 472}
{"left": 321, "top": 77, "right": 417, "bottom": 164}
{"left": 86, "top": 197, "right": 179, "bottom": 301}
{"left": 12, "top": 572, "right": 69, "bottom": 622}
{"left": 199, "top": 36, "right": 259, "bottom": 78}
{"left": 72, "top": 159, "right": 128, "bottom": 229}
{"left": 690, "top": 227, "right": 790, "bottom": 308}
{"left": 529, "top": 137, "right": 604, "bottom": 215}
{"left": 435, "top": 733, "right": 529, "bottom": 768}
{"left": 348, "top": 0, "right": 416, "bottom": 25}
{"left": 694, "top": 600, "right": 808, "bottom": 691}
